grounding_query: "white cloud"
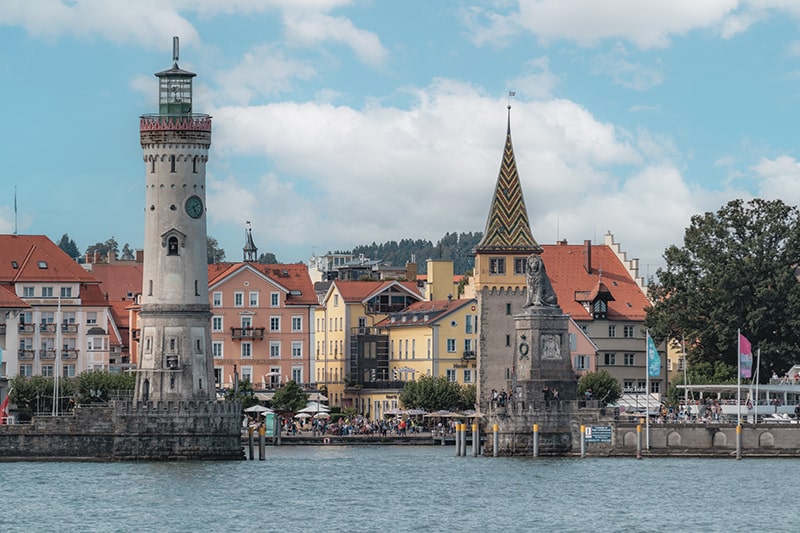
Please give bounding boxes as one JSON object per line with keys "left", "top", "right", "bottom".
{"left": 751, "top": 155, "right": 800, "bottom": 204}
{"left": 211, "top": 45, "right": 317, "bottom": 105}
{"left": 469, "top": 0, "right": 741, "bottom": 49}
{"left": 0, "top": 0, "right": 198, "bottom": 48}
{"left": 591, "top": 44, "right": 665, "bottom": 91}
{"left": 507, "top": 57, "right": 560, "bottom": 100}
{"left": 283, "top": 11, "right": 388, "bottom": 68}
{"left": 199, "top": 79, "right": 716, "bottom": 271}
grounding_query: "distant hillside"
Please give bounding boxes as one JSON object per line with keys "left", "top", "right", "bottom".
{"left": 342, "top": 232, "right": 483, "bottom": 275}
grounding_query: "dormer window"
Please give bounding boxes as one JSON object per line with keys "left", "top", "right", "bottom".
{"left": 38, "top": 261, "right": 47, "bottom": 269}
{"left": 593, "top": 299, "right": 608, "bottom": 320}
{"left": 11, "top": 261, "right": 18, "bottom": 269}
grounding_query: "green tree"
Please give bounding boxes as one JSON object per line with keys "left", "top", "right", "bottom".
{"left": 258, "top": 252, "right": 278, "bottom": 264}
{"left": 86, "top": 237, "right": 119, "bottom": 261}
{"left": 207, "top": 236, "right": 226, "bottom": 264}
{"left": 270, "top": 380, "right": 308, "bottom": 412}
{"left": 400, "top": 375, "right": 473, "bottom": 412}
{"left": 56, "top": 233, "right": 80, "bottom": 260}
{"left": 223, "top": 377, "right": 259, "bottom": 410}
{"left": 9, "top": 374, "right": 79, "bottom": 419}
{"left": 120, "top": 243, "right": 136, "bottom": 260}
{"left": 646, "top": 198, "right": 800, "bottom": 378}
{"left": 76, "top": 370, "right": 135, "bottom": 403}
{"left": 577, "top": 370, "right": 622, "bottom": 406}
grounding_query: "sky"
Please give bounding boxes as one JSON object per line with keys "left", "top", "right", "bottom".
{"left": 3, "top": 1, "right": 800, "bottom": 278}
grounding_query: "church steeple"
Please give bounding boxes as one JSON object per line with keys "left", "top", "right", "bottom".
{"left": 243, "top": 221, "right": 258, "bottom": 262}
{"left": 474, "top": 105, "right": 541, "bottom": 254}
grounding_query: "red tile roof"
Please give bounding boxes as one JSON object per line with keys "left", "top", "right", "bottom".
{"left": 333, "top": 280, "right": 421, "bottom": 303}
{"left": 376, "top": 298, "right": 475, "bottom": 327}
{"left": 208, "top": 262, "right": 318, "bottom": 306}
{"left": 88, "top": 263, "right": 143, "bottom": 302}
{"left": 542, "top": 243, "right": 649, "bottom": 321}
{"left": 0, "top": 284, "right": 28, "bottom": 309}
{"left": 0, "top": 235, "right": 98, "bottom": 284}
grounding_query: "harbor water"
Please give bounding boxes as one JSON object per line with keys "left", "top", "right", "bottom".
{"left": 2, "top": 445, "right": 798, "bottom": 533}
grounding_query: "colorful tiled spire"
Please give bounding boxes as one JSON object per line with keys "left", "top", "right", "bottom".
{"left": 474, "top": 106, "right": 541, "bottom": 253}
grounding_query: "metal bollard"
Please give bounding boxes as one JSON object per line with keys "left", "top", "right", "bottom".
{"left": 248, "top": 426, "right": 254, "bottom": 460}
{"left": 493, "top": 423, "right": 499, "bottom": 457}
{"left": 455, "top": 423, "right": 461, "bottom": 456}
{"left": 580, "top": 424, "right": 586, "bottom": 458}
{"left": 258, "top": 425, "right": 266, "bottom": 461}
{"left": 532, "top": 424, "right": 539, "bottom": 457}
{"left": 636, "top": 424, "right": 642, "bottom": 460}
{"left": 472, "top": 423, "right": 479, "bottom": 457}
{"left": 736, "top": 424, "right": 742, "bottom": 460}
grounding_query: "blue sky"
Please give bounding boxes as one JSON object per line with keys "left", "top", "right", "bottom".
{"left": 3, "top": 1, "right": 800, "bottom": 277}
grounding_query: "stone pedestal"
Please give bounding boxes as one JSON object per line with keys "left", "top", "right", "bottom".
{"left": 513, "top": 307, "right": 577, "bottom": 404}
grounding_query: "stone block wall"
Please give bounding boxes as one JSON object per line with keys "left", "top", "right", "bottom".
{"left": 0, "top": 401, "right": 243, "bottom": 460}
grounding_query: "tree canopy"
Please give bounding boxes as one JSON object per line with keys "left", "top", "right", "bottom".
{"left": 347, "top": 232, "right": 483, "bottom": 275}
{"left": 399, "top": 376, "right": 475, "bottom": 412}
{"left": 57, "top": 234, "right": 80, "bottom": 260}
{"left": 258, "top": 252, "right": 278, "bottom": 264}
{"left": 270, "top": 380, "right": 309, "bottom": 412}
{"left": 577, "top": 370, "right": 621, "bottom": 406}
{"left": 646, "top": 198, "right": 800, "bottom": 378}
{"left": 85, "top": 237, "right": 120, "bottom": 261}
{"left": 207, "top": 236, "right": 226, "bottom": 264}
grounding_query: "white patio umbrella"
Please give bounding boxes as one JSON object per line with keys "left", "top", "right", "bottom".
{"left": 297, "top": 401, "right": 330, "bottom": 414}
{"left": 244, "top": 405, "right": 274, "bottom": 414}
{"left": 294, "top": 413, "right": 312, "bottom": 419}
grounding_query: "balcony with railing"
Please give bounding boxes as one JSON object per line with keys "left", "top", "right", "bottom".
{"left": 19, "top": 323, "right": 35, "bottom": 333}
{"left": 40, "top": 323, "right": 57, "bottom": 333}
{"left": 230, "top": 327, "right": 265, "bottom": 340}
{"left": 61, "top": 323, "right": 79, "bottom": 334}
{"left": 39, "top": 349, "right": 56, "bottom": 360}
{"left": 62, "top": 349, "right": 79, "bottom": 360}
{"left": 19, "top": 349, "right": 35, "bottom": 361}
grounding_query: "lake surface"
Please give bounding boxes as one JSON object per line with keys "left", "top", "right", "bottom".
{"left": 2, "top": 445, "right": 797, "bottom": 533}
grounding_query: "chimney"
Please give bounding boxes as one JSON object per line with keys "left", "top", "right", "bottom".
{"left": 135, "top": 249, "right": 144, "bottom": 263}
{"left": 584, "top": 240, "right": 592, "bottom": 274}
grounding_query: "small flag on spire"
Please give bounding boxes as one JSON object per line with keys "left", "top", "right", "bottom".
{"left": 508, "top": 91, "right": 516, "bottom": 97}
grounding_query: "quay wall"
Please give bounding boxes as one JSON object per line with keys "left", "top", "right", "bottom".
{"left": 0, "top": 401, "right": 243, "bottom": 461}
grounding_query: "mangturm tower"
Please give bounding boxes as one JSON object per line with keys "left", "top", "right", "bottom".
{"left": 475, "top": 103, "right": 577, "bottom": 456}
{"left": 135, "top": 37, "right": 215, "bottom": 403}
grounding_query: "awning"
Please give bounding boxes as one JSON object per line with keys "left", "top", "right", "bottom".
{"left": 254, "top": 392, "right": 275, "bottom": 401}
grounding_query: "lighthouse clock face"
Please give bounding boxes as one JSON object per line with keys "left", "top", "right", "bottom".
{"left": 185, "top": 195, "right": 204, "bottom": 219}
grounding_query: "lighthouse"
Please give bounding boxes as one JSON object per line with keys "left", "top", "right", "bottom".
{"left": 134, "top": 37, "right": 214, "bottom": 403}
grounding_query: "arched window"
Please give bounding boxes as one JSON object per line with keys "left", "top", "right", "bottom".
{"left": 192, "top": 156, "right": 198, "bottom": 174}
{"left": 167, "top": 236, "right": 179, "bottom": 255}
{"left": 151, "top": 159, "right": 155, "bottom": 173}
{"left": 170, "top": 155, "right": 176, "bottom": 173}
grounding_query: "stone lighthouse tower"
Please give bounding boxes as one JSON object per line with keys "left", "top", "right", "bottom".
{"left": 134, "top": 37, "right": 214, "bottom": 403}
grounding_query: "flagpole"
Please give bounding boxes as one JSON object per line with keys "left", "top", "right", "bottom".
{"left": 737, "top": 329, "right": 741, "bottom": 426}
{"left": 645, "top": 330, "right": 650, "bottom": 449}
{"left": 754, "top": 348, "right": 761, "bottom": 423}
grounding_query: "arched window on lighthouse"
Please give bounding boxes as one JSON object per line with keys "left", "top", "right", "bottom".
{"left": 170, "top": 155, "right": 176, "bottom": 173}
{"left": 168, "top": 236, "right": 179, "bottom": 255}
{"left": 192, "top": 156, "right": 198, "bottom": 174}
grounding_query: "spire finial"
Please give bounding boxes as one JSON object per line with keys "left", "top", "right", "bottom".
{"left": 507, "top": 91, "right": 515, "bottom": 134}
{"left": 172, "top": 36, "right": 179, "bottom": 66}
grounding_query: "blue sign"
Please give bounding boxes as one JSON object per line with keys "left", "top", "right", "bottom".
{"left": 584, "top": 425, "right": 612, "bottom": 443}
